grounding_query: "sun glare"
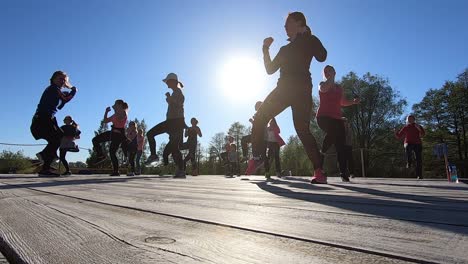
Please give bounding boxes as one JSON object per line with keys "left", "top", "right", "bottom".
{"left": 219, "top": 57, "right": 267, "bottom": 101}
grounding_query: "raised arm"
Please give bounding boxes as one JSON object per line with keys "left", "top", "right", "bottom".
{"left": 311, "top": 35, "right": 327, "bottom": 62}
{"left": 263, "top": 37, "right": 282, "bottom": 75}
{"left": 102, "top": 107, "right": 112, "bottom": 123}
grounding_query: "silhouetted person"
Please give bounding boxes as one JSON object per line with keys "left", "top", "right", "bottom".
{"left": 395, "top": 115, "right": 425, "bottom": 179}
{"left": 92, "top": 99, "right": 129, "bottom": 176}
{"left": 59, "top": 115, "right": 81, "bottom": 176}
{"left": 317, "top": 65, "right": 360, "bottom": 182}
{"left": 31, "top": 70, "right": 77, "bottom": 177}
{"left": 146, "top": 73, "right": 187, "bottom": 178}
{"left": 181, "top": 117, "right": 202, "bottom": 176}
{"left": 245, "top": 12, "right": 327, "bottom": 184}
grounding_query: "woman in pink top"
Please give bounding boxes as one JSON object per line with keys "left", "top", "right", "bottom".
{"left": 316, "top": 65, "right": 359, "bottom": 183}
{"left": 92, "top": 99, "right": 129, "bottom": 176}
{"left": 395, "top": 115, "right": 425, "bottom": 179}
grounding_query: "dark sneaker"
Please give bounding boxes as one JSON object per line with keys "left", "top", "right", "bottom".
{"left": 245, "top": 158, "right": 264, "bottom": 175}
{"left": 310, "top": 169, "right": 327, "bottom": 184}
{"left": 127, "top": 172, "right": 135, "bottom": 176}
{"left": 340, "top": 173, "right": 350, "bottom": 182}
{"left": 109, "top": 172, "right": 120, "bottom": 176}
{"left": 38, "top": 170, "right": 60, "bottom": 177}
{"left": 61, "top": 171, "right": 72, "bottom": 176}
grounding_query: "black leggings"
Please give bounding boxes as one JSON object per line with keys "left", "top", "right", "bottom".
{"left": 317, "top": 116, "right": 347, "bottom": 174}
{"left": 405, "top": 143, "right": 422, "bottom": 177}
{"left": 147, "top": 118, "right": 186, "bottom": 170}
{"left": 30, "top": 114, "right": 62, "bottom": 171}
{"left": 251, "top": 83, "right": 321, "bottom": 170}
{"left": 265, "top": 142, "right": 281, "bottom": 173}
{"left": 92, "top": 129, "right": 127, "bottom": 173}
{"left": 181, "top": 141, "right": 197, "bottom": 170}
{"left": 59, "top": 149, "right": 70, "bottom": 172}
{"left": 343, "top": 145, "right": 354, "bottom": 174}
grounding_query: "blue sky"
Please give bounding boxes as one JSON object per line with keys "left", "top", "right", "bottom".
{"left": 1, "top": 0, "right": 467, "bottom": 162}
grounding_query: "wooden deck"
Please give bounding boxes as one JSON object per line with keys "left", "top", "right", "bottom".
{"left": 0, "top": 174, "right": 467, "bottom": 264}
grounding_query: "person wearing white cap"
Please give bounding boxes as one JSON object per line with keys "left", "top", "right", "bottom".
{"left": 146, "top": 73, "right": 187, "bottom": 178}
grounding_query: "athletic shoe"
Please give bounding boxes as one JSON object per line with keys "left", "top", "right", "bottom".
{"left": 340, "top": 173, "right": 350, "bottom": 182}
{"left": 38, "top": 170, "right": 60, "bottom": 177}
{"left": 245, "top": 158, "right": 264, "bottom": 175}
{"left": 145, "top": 154, "right": 159, "bottom": 165}
{"left": 135, "top": 172, "right": 141, "bottom": 176}
{"left": 310, "top": 169, "right": 327, "bottom": 184}
{"left": 61, "top": 171, "right": 72, "bottom": 176}
{"left": 127, "top": 172, "right": 135, "bottom": 176}
{"left": 417, "top": 176, "right": 423, "bottom": 180}
{"left": 174, "top": 170, "right": 186, "bottom": 178}
{"left": 109, "top": 172, "right": 120, "bottom": 176}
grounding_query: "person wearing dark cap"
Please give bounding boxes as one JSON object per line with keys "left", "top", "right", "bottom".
{"left": 146, "top": 73, "right": 187, "bottom": 178}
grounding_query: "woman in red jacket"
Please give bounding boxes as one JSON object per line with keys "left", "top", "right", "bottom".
{"left": 395, "top": 115, "right": 425, "bottom": 179}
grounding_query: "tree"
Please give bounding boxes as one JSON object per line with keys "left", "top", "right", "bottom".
{"left": 280, "top": 135, "right": 313, "bottom": 176}
{"left": 340, "top": 72, "right": 407, "bottom": 177}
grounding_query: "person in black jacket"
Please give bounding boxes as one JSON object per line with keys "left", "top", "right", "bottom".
{"left": 59, "top": 115, "right": 81, "bottom": 176}
{"left": 31, "top": 71, "right": 77, "bottom": 177}
{"left": 245, "top": 12, "right": 327, "bottom": 184}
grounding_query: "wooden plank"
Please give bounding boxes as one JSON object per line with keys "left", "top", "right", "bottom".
{"left": 0, "top": 186, "right": 410, "bottom": 264}
{"left": 0, "top": 191, "right": 181, "bottom": 263}
{"left": 1, "top": 174, "right": 467, "bottom": 263}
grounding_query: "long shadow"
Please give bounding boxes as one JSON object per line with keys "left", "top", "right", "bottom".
{"left": 0, "top": 175, "right": 172, "bottom": 190}
{"left": 329, "top": 183, "right": 468, "bottom": 205}
{"left": 252, "top": 180, "right": 468, "bottom": 235}
{"left": 355, "top": 181, "right": 468, "bottom": 191}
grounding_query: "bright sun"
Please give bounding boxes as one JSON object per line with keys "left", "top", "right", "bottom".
{"left": 219, "top": 57, "right": 267, "bottom": 101}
